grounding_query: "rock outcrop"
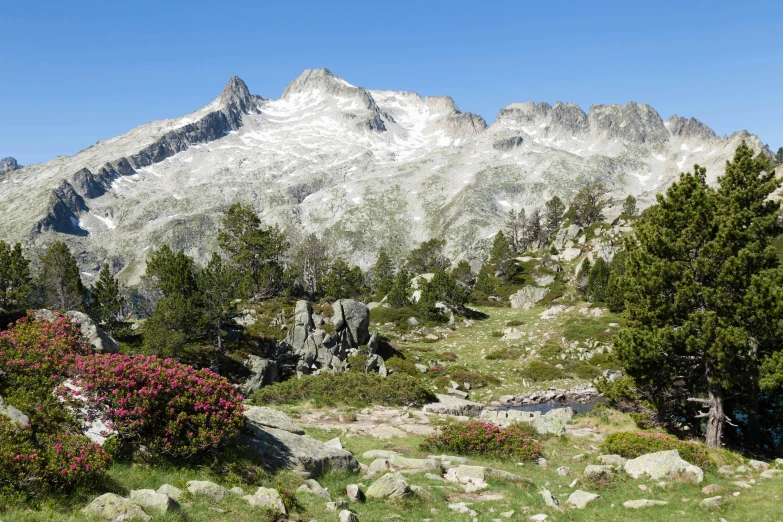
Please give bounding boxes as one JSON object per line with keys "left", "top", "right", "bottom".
{"left": 509, "top": 286, "right": 549, "bottom": 309}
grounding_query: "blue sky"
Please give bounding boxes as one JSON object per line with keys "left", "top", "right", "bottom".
{"left": 2, "top": 0, "right": 782, "bottom": 165}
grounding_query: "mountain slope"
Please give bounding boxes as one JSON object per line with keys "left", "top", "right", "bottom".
{"left": 0, "top": 68, "right": 770, "bottom": 284}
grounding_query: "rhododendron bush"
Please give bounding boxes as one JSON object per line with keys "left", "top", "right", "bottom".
{"left": 63, "top": 353, "right": 246, "bottom": 457}
{"left": 421, "top": 420, "right": 542, "bottom": 461}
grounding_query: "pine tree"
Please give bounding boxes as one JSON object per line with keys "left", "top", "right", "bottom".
{"left": 451, "top": 259, "right": 474, "bottom": 286}
{"left": 586, "top": 258, "right": 611, "bottom": 302}
{"left": 571, "top": 182, "right": 608, "bottom": 226}
{"left": 371, "top": 250, "right": 395, "bottom": 298}
{"left": 407, "top": 239, "right": 451, "bottom": 274}
{"left": 0, "top": 241, "right": 32, "bottom": 314}
{"left": 92, "top": 263, "right": 123, "bottom": 332}
{"left": 615, "top": 143, "right": 783, "bottom": 447}
{"left": 621, "top": 195, "right": 638, "bottom": 218}
{"left": 775, "top": 146, "right": 783, "bottom": 164}
{"left": 386, "top": 268, "right": 410, "bottom": 308}
{"left": 506, "top": 209, "right": 526, "bottom": 253}
{"left": 419, "top": 268, "right": 469, "bottom": 310}
{"left": 322, "top": 258, "right": 367, "bottom": 299}
{"left": 474, "top": 264, "right": 494, "bottom": 295}
{"left": 198, "top": 253, "right": 242, "bottom": 356}
{"left": 293, "top": 234, "right": 330, "bottom": 296}
{"left": 144, "top": 245, "right": 199, "bottom": 299}
{"left": 544, "top": 196, "right": 566, "bottom": 237}
{"left": 39, "top": 241, "right": 86, "bottom": 310}
{"left": 489, "top": 231, "right": 516, "bottom": 281}
{"left": 527, "top": 208, "right": 544, "bottom": 248}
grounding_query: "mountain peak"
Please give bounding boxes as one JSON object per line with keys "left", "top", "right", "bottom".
{"left": 0, "top": 157, "right": 20, "bottom": 174}
{"left": 282, "top": 68, "right": 357, "bottom": 98}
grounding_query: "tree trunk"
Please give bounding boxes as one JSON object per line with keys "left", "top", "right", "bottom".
{"left": 746, "top": 345, "right": 761, "bottom": 447}
{"left": 705, "top": 381, "right": 725, "bottom": 447}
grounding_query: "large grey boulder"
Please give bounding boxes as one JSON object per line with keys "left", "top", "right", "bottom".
{"left": 365, "top": 472, "right": 412, "bottom": 499}
{"left": 244, "top": 487, "right": 287, "bottom": 514}
{"left": 244, "top": 405, "right": 305, "bottom": 435}
{"left": 624, "top": 450, "right": 703, "bottom": 483}
{"left": 130, "top": 489, "right": 179, "bottom": 513}
{"left": 82, "top": 493, "right": 151, "bottom": 521}
{"left": 423, "top": 394, "right": 484, "bottom": 417}
{"left": 0, "top": 396, "right": 29, "bottom": 426}
{"left": 240, "top": 356, "right": 279, "bottom": 395}
{"left": 510, "top": 286, "right": 549, "bottom": 309}
{"left": 530, "top": 407, "right": 574, "bottom": 436}
{"left": 34, "top": 309, "right": 119, "bottom": 353}
{"left": 332, "top": 299, "right": 370, "bottom": 346}
{"left": 567, "top": 490, "right": 600, "bottom": 509}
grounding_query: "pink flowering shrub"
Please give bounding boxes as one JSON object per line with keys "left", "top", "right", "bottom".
{"left": 0, "top": 417, "right": 110, "bottom": 502}
{"left": 64, "top": 354, "right": 246, "bottom": 457}
{"left": 602, "top": 431, "right": 712, "bottom": 470}
{"left": 421, "top": 420, "right": 542, "bottom": 461}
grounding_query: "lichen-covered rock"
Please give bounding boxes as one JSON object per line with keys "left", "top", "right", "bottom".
{"left": 388, "top": 456, "right": 442, "bottom": 471}
{"left": 82, "top": 493, "right": 151, "bottom": 522}
{"left": 186, "top": 480, "right": 229, "bottom": 501}
{"left": 156, "top": 484, "right": 183, "bottom": 501}
{"left": 365, "top": 472, "right": 412, "bottom": 499}
{"left": 700, "top": 496, "right": 722, "bottom": 508}
{"left": 623, "top": 499, "right": 668, "bottom": 509}
{"left": 244, "top": 405, "right": 305, "bottom": 434}
{"left": 583, "top": 464, "right": 614, "bottom": 479}
{"left": 363, "top": 449, "right": 400, "bottom": 459}
{"left": 567, "top": 490, "right": 600, "bottom": 509}
{"left": 243, "top": 487, "right": 287, "bottom": 514}
{"left": 597, "top": 454, "right": 627, "bottom": 469}
{"left": 624, "top": 450, "right": 703, "bottom": 483}
{"left": 130, "top": 489, "right": 179, "bottom": 513}
{"left": 240, "top": 356, "right": 279, "bottom": 394}
{"left": 530, "top": 407, "right": 574, "bottom": 436}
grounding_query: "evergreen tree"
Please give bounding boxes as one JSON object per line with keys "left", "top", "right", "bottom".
{"left": 489, "top": 231, "right": 516, "bottom": 281}
{"left": 604, "top": 251, "right": 628, "bottom": 313}
{"left": 451, "top": 259, "right": 474, "bottom": 286}
{"left": 621, "top": 195, "right": 638, "bottom": 218}
{"left": 419, "top": 268, "right": 469, "bottom": 310}
{"left": 293, "top": 234, "right": 330, "bottom": 296}
{"left": 586, "top": 258, "right": 611, "bottom": 302}
{"left": 474, "top": 264, "right": 494, "bottom": 295}
{"left": 407, "top": 239, "right": 451, "bottom": 274}
{"left": 544, "top": 196, "right": 566, "bottom": 237}
{"left": 571, "top": 182, "right": 608, "bottom": 226}
{"left": 198, "top": 253, "right": 242, "bottom": 357}
{"left": 371, "top": 249, "right": 395, "bottom": 298}
{"left": 144, "top": 245, "right": 199, "bottom": 299}
{"left": 527, "top": 208, "right": 544, "bottom": 248}
{"left": 38, "top": 241, "right": 86, "bottom": 310}
{"left": 575, "top": 258, "right": 591, "bottom": 294}
{"left": 775, "top": 146, "right": 783, "bottom": 164}
{"left": 322, "top": 258, "right": 367, "bottom": 299}
{"left": 218, "top": 203, "right": 287, "bottom": 298}
{"left": 615, "top": 143, "right": 783, "bottom": 447}
{"left": 386, "top": 268, "right": 410, "bottom": 308}
{"left": 0, "top": 241, "right": 32, "bottom": 314}
{"left": 505, "top": 209, "right": 526, "bottom": 253}
{"left": 92, "top": 263, "right": 123, "bottom": 332}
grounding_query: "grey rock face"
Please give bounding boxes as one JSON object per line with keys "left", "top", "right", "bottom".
{"left": 332, "top": 299, "right": 370, "bottom": 346}
{"left": 422, "top": 393, "right": 484, "bottom": 417}
{"left": 82, "top": 493, "right": 151, "bottom": 522}
{"left": 297, "top": 478, "right": 331, "bottom": 499}
{"left": 509, "top": 286, "right": 549, "bottom": 309}
{"left": 243, "top": 487, "right": 287, "bottom": 514}
{"left": 0, "top": 157, "right": 20, "bottom": 174}
{"left": 493, "top": 136, "right": 524, "bottom": 150}
{"left": 244, "top": 405, "right": 305, "bottom": 434}
{"left": 566, "top": 489, "right": 600, "bottom": 509}
{"left": 240, "top": 356, "right": 279, "bottom": 394}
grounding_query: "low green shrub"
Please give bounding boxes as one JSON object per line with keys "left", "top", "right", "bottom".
{"left": 572, "top": 363, "right": 600, "bottom": 380}
{"left": 485, "top": 347, "right": 518, "bottom": 360}
{"left": 384, "top": 356, "right": 420, "bottom": 376}
{"left": 421, "top": 420, "right": 542, "bottom": 461}
{"left": 602, "top": 431, "right": 712, "bottom": 470}
{"left": 538, "top": 343, "right": 563, "bottom": 360}
{"left": 491, "top": 330, "right": 503, "bottom": 337}
{"left": 506, "top": 320, "right": 525, "bottom": 327}
{"left": 252, "top": 372, "right": 435, "bottom": 408}
{"left": 563, "top": 319, "right": 615, "bottom": 341}
{"left": 439, "top": 351, "right": 457, "bottom": 361}
{"left": 520, "top": 360, "right": 564, "bottom": 381}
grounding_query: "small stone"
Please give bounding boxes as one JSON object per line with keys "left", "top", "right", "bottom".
{"left": 346, "top": 484, "right": 364, "bottom": 502}
{"left": 530, "top": 515, "right": 548, "bottom": 521}
{"left": 500, "top": 510, "right": 515, "bottom": 518}
{"left": 557, "top": 466, "right": 570, "bottom": 476}
{"left": 536, "top": 457, "right": 548, "bottom": 467}
{"left": 732, "top": 480, "right": 752, "bottom": 488}
{"left": 243, "top": 487, "right": 287, "bottom": 514}
{"left": 568, "top": 479, "right": 578, "bottom": 488}
{"left": 363, "top": 449, "right": 400, "bottom": 459}
{"left": 567, "top": 490, "right": 600, "bottom": 509}
{"left": 339, "top": 509, "right": 360, "bottom": 522}
{"left": 82, "top": 493, "right": 151, "bottom": 522}
{"left": 701, "top": 484, "right": 722, "bottom": 495}
{"left": 623, "top": 499, "right": 669, "bottom": 509}
{"left": 366, "top": 473, "right": 412, "bottom": 499}
{"left": 700, "top": 496, "right": 722, "bottom": 508}
{"left": 584, "top": 464, "right": 613, "bottom": 479}
{"left": 130, "top": 489, "right": 179, "bottom": 513}
{"left": 761, "top": 469, "right": 783, "bottom": 479}
{"left": 186, "top": 480, "right": 229, "bottom": 501}
{"left": 597, "top": 454, "right": 627, "bottom": 469}
{"left": 425, "top": 472, "right": 446, "bottom": 482}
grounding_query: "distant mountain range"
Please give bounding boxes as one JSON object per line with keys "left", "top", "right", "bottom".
{"left": 0, "top": 68, "right": 770, "bottom": 284}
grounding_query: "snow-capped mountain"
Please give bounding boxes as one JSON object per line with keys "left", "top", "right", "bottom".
{"left": 0, "top": 68, "right": 770, "bottom": 283}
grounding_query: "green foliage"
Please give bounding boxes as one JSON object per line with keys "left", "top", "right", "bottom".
{"left": 621, "top": 194, "right": 638, "bottom": 218}
{"left": 91, "top": 263, "right": 122, "bottom": 333}
{"left": 775, "top": 146, "right": 783, "bottom": 164}
{"left": 489, "top": 231, "right": 516, "bottom": 281}
{"left": 407, "top": 238, "right": 451, "bottom": 274}
{"left": 218, "top": 203, "right": 287, "bottom": 297}
{"left": 198, "top": 253, "right": 242, "bottom": 353}
{"left": 142, "top": 293, "right": 205, "bottom": 357}
{"left": 421, "top": 420, "right": 542, "bottom": 461}
{"left": 291, "top": 233, "right": 330, "bottom": 296}
{"left": 485, "top": 346, "right": 519, "bottom": 360}
{"left": 602, "top": 432, "right": 712, "bottom": 470}
{"left": 371, "top": 249, "right": 395, "bottom": 297}
{"left": 563, "top": 318, "right": 615, "bottom": 342}
{"left": 615, "top": 143, "right": 783, "bottom": 446}
{"left": 521, "top": 360, "right": 564, "bottom": 381}
{"left": 573, "top": 363, "right": 600, "bottom": 380}
{"left": 451, "top": 259, "right": 474, "bottom": 285}
{"left": 419, "top": 269, "right": 470, "bottom": 310}
{"left": 570, "top": 182, "right": 608, "bottom": 226}
{"left": 0, "top": 241, "right": 32, "bottom": 314}
{"left": 144, "top": 245, "right": 198, "bottom": 299}
{"left": 586, "top": 258, "right": 611, "bottom": 302}
{"left": 575, "top": 258, "right": 591, "bottom": 294}
{"left": 386, "top": 267, "right": 410, "bottom": 308}
{"left": 545, "top": 195, "right": 567, "bottom": 237}
{"left": 384, "top": 356, "right": 420, "bottom": 376}
{"left": 322, "top": 258, "right": 367, "bottom": 300}
{"left": 474, "top": 264, "right": 494, "bottom": 295}
{"left": 251, "top": 372, "right": 435, "bottom": 408}
{"left": 38, "top": 241, "right": 86, "bottom": 310}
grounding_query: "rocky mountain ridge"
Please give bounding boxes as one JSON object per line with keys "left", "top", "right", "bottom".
{"left": 0, "top": 68, "right": 771, "bottom": 284}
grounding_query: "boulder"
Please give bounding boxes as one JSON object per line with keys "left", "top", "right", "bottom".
{"left": 240, "top": 356, "right": 279, "bottom": 394}
{"left": 366, "top": 472, "right": 412, "bottom": 499}
{"left": 363, "top": 449, "right": 400, "bottom": 459}
{"left": 244, "top": 405, "right": 305, "bottom": 435}
{"left": 624, "top": 450, "right": 703, "bottom": 483}
{"left": 346, "top": 484, "right": 364, "bottom": 502}
{"left": 129, "top": 489, "right": 179, "bottom": 513}
{"left": 339, "top": 509, "right": 360, "bottom": 522}
{"left": 156, "top": 484, "right": 183, "bottom": 502}
{"left": 186, "top": 480, "right": 229, "bottom": 501}
{"left": 332, "top": 299, "right": 370, "bottom": 346}
{"left": 423, "top": 394, "right": 484, "bottom": 417}
{"left": 583, "top": 465, "right": 614, "bottom": 479}
{"left": 456, "top": 465, "right": 532, "bottom": 485}
{"left": 530, "top": 407, "right": 574, "bottom": 436}
{"left": 566, "top": 490, "right": 600, "bottom": 509}
{"left": 623, "top": 499, "right": 668, "bottom": 509}
{"left": 244, "top": 487, "right": 287, "bottom": 514}
{"left": 82, "top": 493, "right": 151, "bottom": 522}
{"left": 366, "top": 458, "right": 393, "bottom": 476}
{"left": 297, "top": 479, "right": 330, "bottom": 499}
{"left": 0, "top": 395, "right": 29, "bottom": 426}
{"left": 597, "top": 454, "right": 627, "bottom": 469}
{"left": 34, "top": 309, "right": 119, "bottom": 353}
{"left": 539, "top": 489, "right": 560, "bottom": 509}
{"left": 760, "top": 469, "right": 783, "bottom": 479}
{"left": 389, "top": 456, "right": 442, "bottom": 471}
{"left": 700, "top": 496, "right": 722, "bottom": 508}
{"left": 561, "top": 247, "right": 582, "bottom": 262}
{"left": 510, "top": 286, "right": 550, "bottom": 309}
{"left": 748, "top": 459, "right": 769, "bottom": 471}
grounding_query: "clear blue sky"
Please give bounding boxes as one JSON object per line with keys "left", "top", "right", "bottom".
{"left": 3, "top": 0, "right": 782, "bottom": 165}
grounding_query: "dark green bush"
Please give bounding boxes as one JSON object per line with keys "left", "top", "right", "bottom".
{"left": 485, "top": 347, "right": 518, "bottom": 360}
{"left": 573, "top": 363, "right": 600, "bottom": 380}
{"left": 384, "top": 356, "right": 421, "bottom": 376}
{"left": 251, "top": 372, "right": 435, "bottom": 408}
{"left": 439, "top": 351, "right": 457, "bottom": 361}
{"left": 602, "top": 431, "right": 712, "bottom": 470}
{"left": 520, "top": 360, "right": 564, "bottom": 381}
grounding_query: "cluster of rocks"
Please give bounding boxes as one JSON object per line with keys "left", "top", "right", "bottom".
{"left": 494, "top": 383, "right": 602, "bottom": 408}
{"left": 240, "top": 299, "right": 388, "bottom": 394}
